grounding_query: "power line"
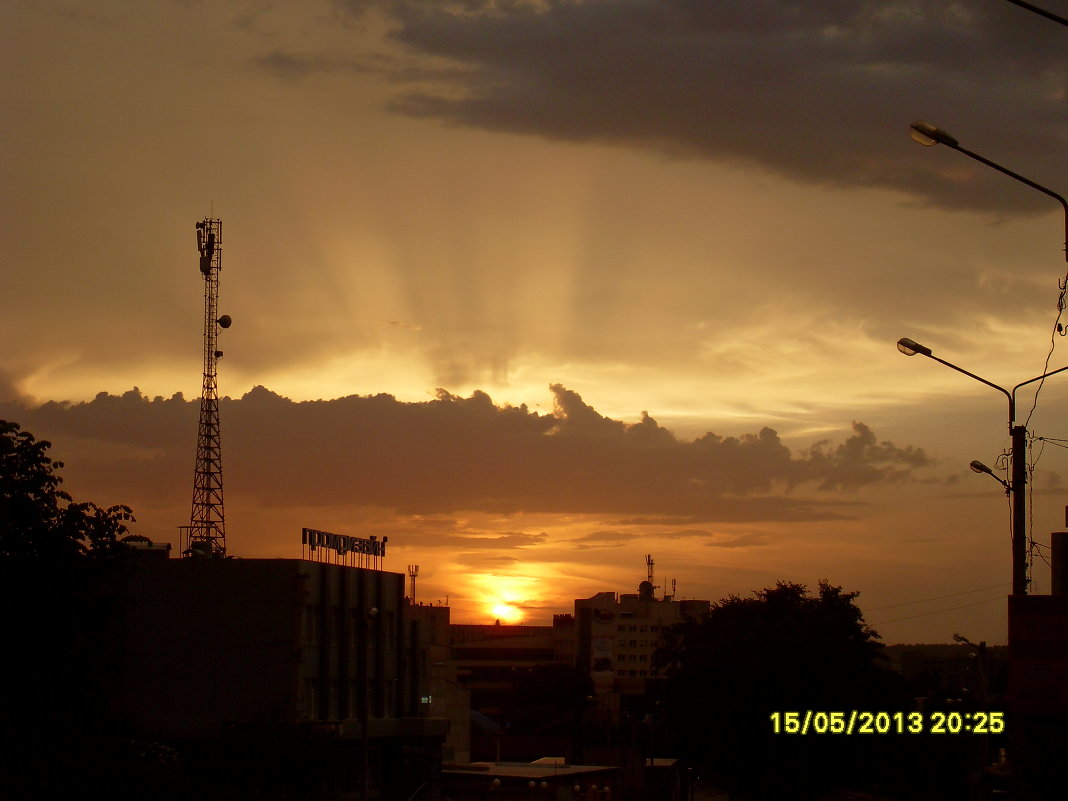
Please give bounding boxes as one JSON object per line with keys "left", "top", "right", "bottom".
{"left": 1036, "top": 436, "right": 1068, "bottom": 450}
{"left": 866, "top": 582, "right": 1010, "bottom": 612}
{"left": 871, "top": 595, "right": 1005, "bottom": 626}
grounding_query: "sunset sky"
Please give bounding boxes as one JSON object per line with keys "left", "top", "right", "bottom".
{"left": 4, "top": 0, "right": 1067, "bottom": 643}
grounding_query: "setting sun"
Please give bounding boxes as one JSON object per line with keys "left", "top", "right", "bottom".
{"left": 490, "top": 602, "right": 524, "bottom": 623}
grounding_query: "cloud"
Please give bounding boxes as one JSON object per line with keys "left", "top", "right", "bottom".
{"left": 568, "top": 530, "right": 633, "bottom": 550}
{"left": 311, "top": 0, "right": 1066, "bottom": 213}
{"left": 705, "top": 532, "right": 770, "bottom": 549}
{"left": 803, "top": 421, "right": 931, "bottom": 491}
{"left": 1, "top": 383, "right": 929, "bottom": 526}
{"left": 453, "top": 553, "right": 520, "bottom": 569}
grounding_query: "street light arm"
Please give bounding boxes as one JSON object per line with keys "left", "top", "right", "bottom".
{"left": 1010, "top": 363, "right": 1068, "bottom": 425}
{"left": 951, "top": 143, "right": 1068, "bottom": 263}
{"left": 910, "top": 120, "right": 1068, "bottom": 262}
{"left": 1012, "top": 363, "right": 1068, "bottom": 395}
{"left": 895, "top": 336, "right": 1033, "bottom": 594}
{"left": 925, "top": 353, "right": 1013, "bottom": 403}
{"left": 1004, "top": 0, "right": 1068, "bottom": 27}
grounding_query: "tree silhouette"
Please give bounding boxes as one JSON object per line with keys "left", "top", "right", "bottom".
{"left": 1, "top": 419, "right": 135, "bottom": 560}
{"left": 0, "top": 420, "right": 158, "bottom": 797}
{"left": 653, "top": 580, "right": 908, "bottom": 800}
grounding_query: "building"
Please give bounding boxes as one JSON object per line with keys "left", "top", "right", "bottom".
{"left": 575, "top": 581, "right": 710, "bottom": 714}
{"left": 117, "top": 553, "right": 449, "bottom": 799}
{"left": 442, "top": 759, "right": 620, "bottom": 801}
{"left": 408, "top": 601, "right": 472, "bottom": 764}
{"left": 1006, "top": 528, "right": 1068, "bottom": 794}
{"left": 451, "top": 623, "right": 559, "bottom": 717}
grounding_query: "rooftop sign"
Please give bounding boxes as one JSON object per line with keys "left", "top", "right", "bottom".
{"left": 301, "top": 527, "right": 387, "bottom": 569}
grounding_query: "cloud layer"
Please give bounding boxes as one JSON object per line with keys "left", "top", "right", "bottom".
{"left": 1, "top": 383, "right": 929, "bottom": 524}
{"left": 299, "top": 0, "right": 1067, "bottom": 213}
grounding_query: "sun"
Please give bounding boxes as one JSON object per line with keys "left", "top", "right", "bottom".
{"left": 491, "top": 602, "right": 524, "bottom": 624}
{"left": 468, "top": 572, "right": 540, "bottom": 624}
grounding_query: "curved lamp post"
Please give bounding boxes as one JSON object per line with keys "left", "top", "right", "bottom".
{"left": 896, "top": 337, "right": 1068, "bottom": 594}
{"left": 910, "top": 121, "right": 1067, "bottom": 263}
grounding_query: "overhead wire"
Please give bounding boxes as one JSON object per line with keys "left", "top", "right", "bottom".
{"left": 1019, "top": 263, "right": 1068, "bottom": 592}
{"left": 1022, "top": 263, "right": 1068, "bottom": 430}
{"left": 1035, "top": 436, "right": 1068, "bottom": 449}
{"left": 867, "top": 585, "right": 1008, "bottom": 615}
{"left": 871, "top": 595, "right": 1006, "bottom": 626}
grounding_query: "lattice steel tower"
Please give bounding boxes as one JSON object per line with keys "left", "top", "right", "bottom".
{"left": 182, "top": 217, "right": 232, "bottom": 558}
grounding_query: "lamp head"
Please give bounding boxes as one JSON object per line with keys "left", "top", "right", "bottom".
{"left": 897, "top": 337, "right": 932, "bottom": 357}
{"left": 910, "top": 120, "right": 959, "bottom": 148}
{"left": 970, "top": 460, "right": 993, "bottom": 475}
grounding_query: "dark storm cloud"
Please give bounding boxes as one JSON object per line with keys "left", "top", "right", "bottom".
{"left": 1, "top": 382, "right": 928, "bottom": 523}
{"left": 321, "top": 0, "right": 1067, "bottom": 213}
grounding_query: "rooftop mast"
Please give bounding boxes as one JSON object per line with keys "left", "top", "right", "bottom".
{"left": 182, "top": 217, "right": 231, "bottom": 557}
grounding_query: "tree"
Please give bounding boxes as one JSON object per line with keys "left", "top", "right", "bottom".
{"left": 1, "top": 419, "right": 135, "bottom": 560}
{"left": 1, "top": 420, "right": 147, "bottom": 797}
{"left": 653, "top": 580, "right": 908, "bottom": 800}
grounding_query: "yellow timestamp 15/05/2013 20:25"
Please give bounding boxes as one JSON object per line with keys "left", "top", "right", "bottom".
{"left": 769, "top": 710, "right": 1005, "bottom": 736}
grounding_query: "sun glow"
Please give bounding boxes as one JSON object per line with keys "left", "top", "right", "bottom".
{"left": 467, "top": 573, "right": 542, "bottom": 624}
{"left": 491, "top": 602, "right": 524, "bottom": 623}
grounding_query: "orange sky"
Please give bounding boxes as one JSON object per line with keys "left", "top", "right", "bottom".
{"left": 3, "top": 1, "right": 1068, "bottom": 643}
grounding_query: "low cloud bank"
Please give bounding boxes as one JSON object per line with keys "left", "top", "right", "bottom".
{"left": 1, "top": 383, "right": 929, "bottom": 523}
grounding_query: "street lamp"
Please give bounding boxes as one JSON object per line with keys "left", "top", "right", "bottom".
{"left": 909, "top": 121, "right": 1067, "bottom": 262}
{"left": 970, "top": 460, "right": 1010, "bottom": 491}
{"left": 896, "top": 336, "right": 1068, "bottom": 594}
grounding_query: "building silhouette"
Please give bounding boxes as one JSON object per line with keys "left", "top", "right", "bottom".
{"left": 117, "top": 553, "right": 448, "bottom": 799}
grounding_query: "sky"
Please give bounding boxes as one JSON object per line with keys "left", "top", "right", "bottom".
{"left": 3, "top": 0, "right": 1067, "bottom": 643}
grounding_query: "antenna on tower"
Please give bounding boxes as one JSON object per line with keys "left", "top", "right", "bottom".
{"left": 408, "top": 565, "right": 420, "bottom": 602}
{"left": 645, "top": 554, "right": 660, "bottom": 591}
{"left": 180, "top": 217, "right": 231, "bottom": 558}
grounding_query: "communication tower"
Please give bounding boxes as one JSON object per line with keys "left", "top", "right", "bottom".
{"left": 181, "top": 217, "right": 232, "bottom": 558}
{"left": 408, "top": 564, "right": 420, "bottom": 602}
{"left": 645, "top": 554, "right": 658, "bottom": 591}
